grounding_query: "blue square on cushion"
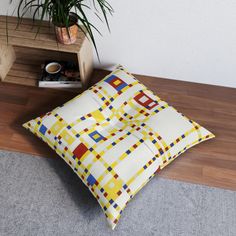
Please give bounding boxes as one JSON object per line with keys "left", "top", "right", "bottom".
{"left": 87, "top": 174, "right": 96, "bottom": 186}
{"left": 105, "top": 75, "right": 128, "bottom": 91}
{"left": 39, "top": 125, "right": 47, "bottom": 135}
{"left": 89, "top": 131, "right": 104, "bottom": 143}
{"left": 109, "top": 199, "right": 114, "bottom": 204}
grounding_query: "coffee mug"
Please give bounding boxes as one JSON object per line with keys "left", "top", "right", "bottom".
{"left": 45, "top": 62, "right": 61, "bottom": 74}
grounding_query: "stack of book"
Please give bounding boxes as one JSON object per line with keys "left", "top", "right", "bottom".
{"left": 38, "top": 61, "right": 82, "bottom": 88}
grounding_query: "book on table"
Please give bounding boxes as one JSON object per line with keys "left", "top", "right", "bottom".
{"left": 39, "top": 61, "right": 82, "bottom": 88}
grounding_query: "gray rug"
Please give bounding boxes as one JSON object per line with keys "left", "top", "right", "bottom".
{"left": 0, "top": 150, "right": 235, "bottom": 236}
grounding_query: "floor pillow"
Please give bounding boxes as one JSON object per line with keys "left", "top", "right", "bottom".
{"left": 23, "top": 65, "right": 215, "bottom": 229}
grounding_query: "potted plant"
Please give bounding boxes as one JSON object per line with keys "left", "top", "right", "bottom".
{"left": 10, "top": 0, "right": 113, "bottom": 56}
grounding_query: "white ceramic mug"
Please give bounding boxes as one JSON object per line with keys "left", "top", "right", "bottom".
{"left": 45, "top": 62, "right": 61, "bottom": 74}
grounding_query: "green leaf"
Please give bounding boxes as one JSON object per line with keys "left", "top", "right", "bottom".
{"left": 10, "top": 0, "right": 114, "bottom": 60}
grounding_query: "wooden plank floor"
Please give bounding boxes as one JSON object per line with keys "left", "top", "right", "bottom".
{"left": 0, "top": 70, "right": 236, "bottom": 191}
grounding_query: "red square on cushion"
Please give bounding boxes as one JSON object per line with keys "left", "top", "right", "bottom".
{"left": 134, "top": 92, "right": 158, "bottom": 110}
{"left": 73, "top": 143, "right": 88, "bottom": 159}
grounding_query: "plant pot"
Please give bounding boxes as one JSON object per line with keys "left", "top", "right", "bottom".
{"left": 54, "top": 13, "right": 79, "bottom": 45}
{"left": 54, "top": 24, "right": 78, "bottom": 45}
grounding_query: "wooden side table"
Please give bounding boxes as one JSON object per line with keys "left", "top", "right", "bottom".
{"left": 0, "top": 16, "right": 93, "bottom": 89}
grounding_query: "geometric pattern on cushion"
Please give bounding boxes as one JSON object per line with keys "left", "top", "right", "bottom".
{"left": 23, "top": 65, "right": 215, "bottom": 229}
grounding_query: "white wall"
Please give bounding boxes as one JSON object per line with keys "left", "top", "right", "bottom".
{"left": 1, "top": 0, "right": 236, "bottom": 88}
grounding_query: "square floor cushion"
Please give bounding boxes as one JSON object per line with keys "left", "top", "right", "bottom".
{"left": 23, "top": 65, "right": 215, "bottom": 229}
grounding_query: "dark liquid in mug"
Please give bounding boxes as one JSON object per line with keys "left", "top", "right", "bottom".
{"left": 47, "top": 65, "right": 60, "bottom": 73}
